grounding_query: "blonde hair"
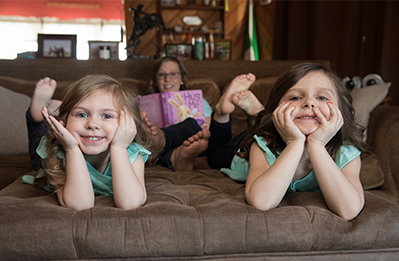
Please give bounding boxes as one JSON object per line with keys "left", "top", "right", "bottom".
{"left": 36, "top": 74, "right": 152, "bottom": 190}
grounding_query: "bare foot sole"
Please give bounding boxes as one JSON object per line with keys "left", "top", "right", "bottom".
{"left": 232, "top": 90, "right": 264, "bottom": 116}
{"left": 140, "top": 111, "right": 165, "bottom": 160}
{"left": 216, "top": 73, "right": 256, "bottom": 117}
{"left": 47, "top": 99, "right": 62, "bottom": 116}
{"left": 30, "top": 77, "right": 57, "bottom": 122}
{"left": 171, "top": 128, "right": 211, "bottom": 171}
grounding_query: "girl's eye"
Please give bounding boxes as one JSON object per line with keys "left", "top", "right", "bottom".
{"left": 289, "top": 96, "right": 301, "bottom": 101}
{"left": 77, "top": 112, "right": 87, "bottom": 118}
{"left": 102, "top": 114, "right": 113, "bottom": 119}
{"left": 318, "top": 96, "right": 328, "bottom": 101}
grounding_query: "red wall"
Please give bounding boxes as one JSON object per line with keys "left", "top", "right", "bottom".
{"left": 0, "top": 0, "right": 123, "bottom": 20}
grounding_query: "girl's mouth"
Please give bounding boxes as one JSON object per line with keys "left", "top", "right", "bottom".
{"left": 83, "top": 136, "right": 104, "bottom": 142}
{"left": 296, "top": 116, "right": 320, "bottom": 122}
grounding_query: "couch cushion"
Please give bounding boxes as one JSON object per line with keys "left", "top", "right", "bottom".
{"left": 1, "top": 168, "right": 399, "bottom": 260}
{"left": 351, "top": 82, "right": 391, "bottom": 138}
{"left": 0, "top": 86, "right": 31, "bottom": 155}
{"left": 118, "top": 77, "right": 148, "bottom": 96}
{"left": 188, "top": 78, "right": 221, "bottom": 111}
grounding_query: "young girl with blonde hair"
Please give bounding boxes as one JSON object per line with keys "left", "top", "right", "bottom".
{"left": 24, "top": 74, "right": 152, "bottom": 210}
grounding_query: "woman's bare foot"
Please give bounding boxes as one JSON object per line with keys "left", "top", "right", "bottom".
{"left": 215, "top": 73, "right": 256, "bottom": 123}
{"left": 171, "top": 128, "right": 211, "bottom": 171}
{"left": 140, "top": 111, "right": 165, "bottom": 160}
{"left": 232, "top": 90, "right": 264, "bottom": 117}
{"left": 30, "top": 77, "right": 58, "bottom": 122}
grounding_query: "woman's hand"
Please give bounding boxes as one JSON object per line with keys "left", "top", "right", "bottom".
{"left": 111, "top": 108, "right": 137, "bottom": 149}
{"left": 307, "top": 102, "right": 343, "bottom": 146}
{"left": 272, "top": 102, "right": 306, "bottom": 145}
{"left": 41, "top": 107, "right": 79, "bottom": 151}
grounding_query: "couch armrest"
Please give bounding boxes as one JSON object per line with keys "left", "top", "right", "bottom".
{"left": 367, "top": 105, "right": 399, "bottom": 201}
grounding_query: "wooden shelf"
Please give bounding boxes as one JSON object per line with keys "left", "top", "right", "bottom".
{"left": 160, "top": 5, "right": 224, "bottom": 10}
{"left": 159, "top": 0, "right": 225, "bottom": 51}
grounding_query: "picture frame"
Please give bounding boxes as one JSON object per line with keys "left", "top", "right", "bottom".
{"left": 37, "top": 34, "right": 76, "bottom": 58}
{"left": 164, "top": 44, "right": 192, "bottom": 61}
{"left": 214, "top": 39, "right": 232, "bottom": 60}
{"left": 88, "top": 41, "right": 119, "bottom": 60}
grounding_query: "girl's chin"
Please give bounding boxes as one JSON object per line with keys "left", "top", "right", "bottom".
{"left": 297, "top": 126, "right": 318, "bottom": 136}
{"left": 81, "top": 146, "right": 110, "bottom": 156}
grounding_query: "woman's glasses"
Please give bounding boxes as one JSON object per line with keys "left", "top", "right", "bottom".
{"left": 156, "top": 72, "right": 181, "bottom": 79}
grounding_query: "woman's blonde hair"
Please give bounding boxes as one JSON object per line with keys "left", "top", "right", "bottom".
{"left": 36, "top": 74, "right": 152, "bottom": 190}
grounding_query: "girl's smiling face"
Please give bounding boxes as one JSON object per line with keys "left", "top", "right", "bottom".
{"left": 279, "top": 71, "right": 339, "bottom": 135}
{"left": 66, "top": 89, "right": 120, "bottom": 155}
{"left": 156, "top": 61, "right": 182, "bottom": 92}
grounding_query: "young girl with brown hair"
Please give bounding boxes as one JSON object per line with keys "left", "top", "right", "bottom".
{"left": 207, "top": 63, "right": 367, "bottom": 220}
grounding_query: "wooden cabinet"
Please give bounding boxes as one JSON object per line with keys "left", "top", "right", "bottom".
{"left": 158, "top": 0, "right": 226, "bottom": 50}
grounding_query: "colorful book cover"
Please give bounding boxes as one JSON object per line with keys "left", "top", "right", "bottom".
{"left": 137, "top": 90, "right": 206, "bottom": 128}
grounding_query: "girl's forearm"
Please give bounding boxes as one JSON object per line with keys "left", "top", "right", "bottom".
{"left": 246, "top": 141, "right": 304, "bottom": 210}
{"left": 307, "top": 142, "right": 364, "bottom": 220}
{"left": 62, "top": 148, "right": 95, "bottom": 210}
{"left": 110, "top": 147, "right": 147, "bottom": 210}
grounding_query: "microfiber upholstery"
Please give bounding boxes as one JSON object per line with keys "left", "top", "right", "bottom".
{"left": 1, "top": 166, "right": 399, "bottom": 260}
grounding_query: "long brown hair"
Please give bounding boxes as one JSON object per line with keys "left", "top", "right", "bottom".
{"left": 147, "top": 56, "right": 189, "bottom": 94}
{"left": 239, "top": 63, "right": 367, "bottom": 160}
{"left": 36, "top": 74, "right": 152, "bottom": 190}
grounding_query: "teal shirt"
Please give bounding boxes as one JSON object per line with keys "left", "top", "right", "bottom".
{"left": 22, "top": 136, "right": 151, "bottom": 196}
{"left": 221, "top": 135, "right": 361, "bottom": 192}
{"left": 203, "top": 98, "right": 212, "bottom": 117}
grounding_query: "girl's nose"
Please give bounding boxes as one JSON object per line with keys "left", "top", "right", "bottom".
{"left": 303, "top": 99, "right": 315, "bottom": 108}
{"left": 86, "top": 118, "right": 100, "bottom": 130}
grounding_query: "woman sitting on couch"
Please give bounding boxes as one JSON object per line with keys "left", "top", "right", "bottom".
{"left": 141, "top": 56, "right": 211, "bottom": 171}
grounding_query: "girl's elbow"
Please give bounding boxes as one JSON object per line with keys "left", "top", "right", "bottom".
{"left": 61, "top": 196, "right": 94, "bottom": 210}
{"left": 117, "top": 194, "right": 147, "bottom": 210}
{"left": 246, "top": 193, "right": 278, "bottom": 211}
{"left": 336, "top": 202, "right": 364, "bottom": 221}
{"left": 65, "top": 202, "right": 94, "bottom": 211}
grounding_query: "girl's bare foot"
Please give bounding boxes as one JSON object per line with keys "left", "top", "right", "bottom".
{"left": 30, "top": 77, "right": 58, "bottom": 122}
{"left": 232, "top": 90, "right": 264, "bottom": 117}
{"left": 171, "top": 128, "right": 211, "bottom": 171}
{"left": 140, "top": 111, "right": 165, "bottom": 160}
{"left": 215, "top": 73, "right": 256, "bottom": 123}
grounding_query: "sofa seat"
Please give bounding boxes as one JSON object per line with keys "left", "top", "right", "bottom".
{"left": 1, "top": 164, "right": 399, "bottom": 260}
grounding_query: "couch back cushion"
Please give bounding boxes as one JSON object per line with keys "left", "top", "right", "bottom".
{"left": 0, "top": 85, "right": 31, "bottom": 155}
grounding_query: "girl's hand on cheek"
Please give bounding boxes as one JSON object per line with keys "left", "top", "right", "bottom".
{"left": 111, "top": 108, "right": 137, "bottom": 149}
{"left": 41, "top": 107, "right": 79, "bottom": 151}
{"left": 308, "top": 102, "right": 343, "bottom": 146}
{"left": 272, "top": 102, "right": 305, "bottom": 145}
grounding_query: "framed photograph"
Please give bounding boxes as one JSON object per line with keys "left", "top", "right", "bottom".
{"left": 37, "top": 34, "right": 76, "bottom": 58}
{"left": 214, "top": 39, "right": 232, "bottom": 60}
{"left": 164, "top": 44, "right": 192, "bottom": 61}
{"left": 89, "top": 41, "right": 119, "bottom": 60}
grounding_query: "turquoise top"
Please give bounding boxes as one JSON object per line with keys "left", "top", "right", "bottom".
{"left": 221, "top": 135, "right": 361, "bottom": 192}
{"left": 203, "top": 98, "right": 212, "bottom": 117}
{"left": 22, "top": 136, "right": 151, "bottom": 196}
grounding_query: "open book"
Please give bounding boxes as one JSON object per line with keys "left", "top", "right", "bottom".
{"left": 137, "top": 90, "right": 206, "bottom": 128}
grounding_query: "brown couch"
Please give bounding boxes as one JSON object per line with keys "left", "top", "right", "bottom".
{"left": 0, "top": 59, "right": 398, "bottom": 260}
